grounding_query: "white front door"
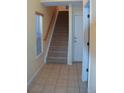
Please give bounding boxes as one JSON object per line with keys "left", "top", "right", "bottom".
{"left": 82, "top": 7, "right": 90, "bottom": 81}
{"left": 73, "top": 15, "right": 83, "bottom": 62}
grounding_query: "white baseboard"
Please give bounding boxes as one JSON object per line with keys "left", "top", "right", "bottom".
{"left": 68, "top": 62, "right": 72, "bottom": 65}
{"left": 27, "top": 63, "right": 44, "bottom": 89}
{"left": 88, "top": 89, "right": 96, "bottom": 93}
{"left": 44, "top": 11, "right": 59, "bottom": 63}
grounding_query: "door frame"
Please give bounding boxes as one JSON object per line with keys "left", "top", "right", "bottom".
{"left": 67, "top": 4, "right": 73, "bottom": 65}
{"left": 67, "top": 5, "right": 84, "bottom": 65}
{"left": 82, "top": 7, "right": 90, "bottom": 81}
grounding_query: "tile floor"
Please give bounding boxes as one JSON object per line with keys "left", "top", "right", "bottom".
{"left": 28, "top": 63, "right": 87, "bottom": 93}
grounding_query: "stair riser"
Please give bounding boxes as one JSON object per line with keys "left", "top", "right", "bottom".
{"left": 52, "top": 38, "right": 68, "bottom": 41}
{"left": 51, "top": 41, "right": 68, "bottom": 44}
{"left": 49, "top": 47, "right": 68, "bottom": 52}
{"left": 53, "top": 33, "right": 68, "bottom": 36}
{"left": 48, "top": 52, "right": 67, "bottom": 57}
{"left": 52, "top": 35, "right": 68, "bottom": 37}
{"left": 47, "top": 59, "right": 67, "bottom": 64}
{"left": 50, "top": 43, "right": 68, "bottom": 46}
{"left": 54, "top": 30, "right": 68, "bottom": 33}
{"left": 53, "top": 35, "right": 68, "bottom": 37}
{"left": 49, "top": 50, "right": 67, "bottom": 52}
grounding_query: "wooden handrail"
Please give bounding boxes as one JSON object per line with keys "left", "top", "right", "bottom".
{"left": 44, "top": 11, "right": 57, "bottom": 41}
{"left": 35, "top": 11, "right": 44, "bottom": 16}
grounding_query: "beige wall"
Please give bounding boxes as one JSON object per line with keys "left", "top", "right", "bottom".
{"left": 27, "top": 0, "right": 55, "bottom": 86}
{"left": 88, "top": 0, "right": 96, "bottom": 93}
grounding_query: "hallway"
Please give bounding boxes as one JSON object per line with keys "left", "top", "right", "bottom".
{"left": 28, "top": 63, "right": 87, "bottom": 93}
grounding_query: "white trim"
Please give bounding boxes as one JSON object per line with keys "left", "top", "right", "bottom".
{"left": 44, "top": 11, "right": 59, "bottom": 63}
{"left": 88, "top": 58, "right": 91, "bottom": 93}
{"left": 67, "top": 4, "right": 73, "bottom": 65}
{"left": 35, "top": 52, "right": 43, "bottom": 59}
{"left": 41, "top": 0, "right": 83, "bottom": 6}
{"left": 27, "top": 62, "right": 44, "bottom": 89}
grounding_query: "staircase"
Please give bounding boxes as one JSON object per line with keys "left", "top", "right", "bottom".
{"left": 47, "top": 11, "right": 69, "bottom": 64}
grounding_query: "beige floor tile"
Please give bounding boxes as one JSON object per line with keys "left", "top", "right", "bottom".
{"left": 74, "top": 87, "right": 80, "bottom": 93}
{"left": 58, "top": 76, "right": 68, "bottom": 80}
{"left": 55, "top": 87, "right": 67, "bottom": 93}
{"left": 28, "top": 84, "right": 44, "bottom": 93}
{"left": 56, "top": 79, "right": 68, "bottom": 87}
{"left": 79, "top": 87, "right": 87, "bottom": 93}
{"left": 67, "top": 87, "right": 75, "bottom": 93}
{"left": 35, "top": 78, "right": 47, "bottom": 85}
{"left": 79, "top": 81, "right": 88, "bottom": 88}
{"left": 32, "top": 78, "right": 46, "bottom": 87}
{"left": 68, "top": 80, "right": 79, "bottom": 88}
{"left": 48, "top": 75, "right": 58, "bottom": 80}
{"left": 42, "top": 86, "right": 55, "bottom": 93}
{"left": 45, "top": 79, "right": 57, "bottom": 86}
{"left": 33, "top": 81, "right": 45, "bottom": 87}
{"left": 38, "top": 73, "right": 49, "bottom": 79}
{"left": 68, "top": 76, "right": 78, "bottom": 81}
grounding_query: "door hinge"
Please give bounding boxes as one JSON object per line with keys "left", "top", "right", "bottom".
{"left": 87, "top": 14, "right": 90, "bottom": 18}
{"left": 86, "top": 68, "right": 89, "bottom": 72}
{"left": 87, "top": 42, "right": 89, "bottom": 46}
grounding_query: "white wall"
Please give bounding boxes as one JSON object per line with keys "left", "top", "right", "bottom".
{"left": 27, "top": 0, "right": 55, "bottom": 87}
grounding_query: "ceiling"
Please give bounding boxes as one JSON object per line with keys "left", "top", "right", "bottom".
{"left": 41, "top": 0, "right": 83, "bottom": 6}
